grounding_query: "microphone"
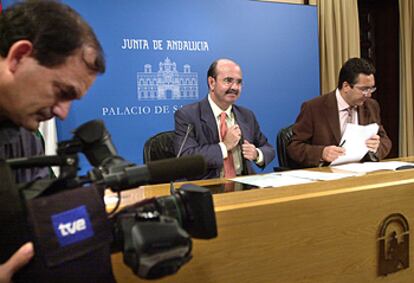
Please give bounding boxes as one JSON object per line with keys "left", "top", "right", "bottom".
{"left": 177, "top": 123, "right": 193, "bottom": 158}
{"left": 94, "top": 155, "right": 206, "bottom": 192}
{"left": 171, "top": 123, "right": 194, "bottom": 194}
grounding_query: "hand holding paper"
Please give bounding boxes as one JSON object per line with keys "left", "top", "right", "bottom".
{"left": 330, "top": 123, "right": 379, "bottom": 166}
{"left": 322, "top": 145, "right": 346, "bottom": 163}
{"left": 365, "top": 134, "right": 380, "bottom": 153}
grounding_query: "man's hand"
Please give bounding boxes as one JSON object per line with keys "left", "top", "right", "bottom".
{"left": 223, "top": 125, "right": 241, "bottom": 151}
{"left": 322, "top": 146, "right": 346, "bottom": 162}
{"left": 0, "top": 242, "right": 34, "bottom": 283}
{"left": 366, "top": 134, "right": 380, "bottom": 153}
{"left": 242, "top": 140, "right": 258, "bottom": 161}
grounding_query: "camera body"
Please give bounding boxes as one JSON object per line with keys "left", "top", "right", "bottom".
{"left": 114, "top": 210, "right": 192, "bottom": 279}
{"left": 111, "top": 183, "right": 217, "bottom": 278}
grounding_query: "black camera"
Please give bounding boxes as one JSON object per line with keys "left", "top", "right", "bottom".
{"left": 1, "top": 120, "right": 217, "bottom": 282}
{"left": 112, "top": 183, "right": 216, "bottom": 279}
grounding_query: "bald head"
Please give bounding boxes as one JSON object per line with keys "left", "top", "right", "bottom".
{"left": 207, "top": 58, "right": 241, "bottom": 86}
{"left": 207, "top": 58, "right": 243, "bottom": 110}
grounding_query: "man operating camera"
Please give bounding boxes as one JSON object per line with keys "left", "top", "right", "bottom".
{"left": 0, "top": 0, "right": 105, "bottom": 281}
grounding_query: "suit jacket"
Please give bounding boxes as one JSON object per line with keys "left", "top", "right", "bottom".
{"left": 174, "top": 97, "right": 275, "bottom": 179}
{"left": 287, "top": 91, "right": 392, "bottom": 168}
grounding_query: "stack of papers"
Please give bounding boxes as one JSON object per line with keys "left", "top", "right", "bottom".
{"left": 281, "top": 170, "right": 362, "bottom": 181}
{"left": 331, "top": 123, "right": 379, "bottom": 166}
{"left": 232, "top": 173, "right": 314, "bottom": 188}
{"left": 332, "top": 161, "right": 414, "bottom": 173}
{"left": 231, "top": 170, "right": 361, "bottom": 188}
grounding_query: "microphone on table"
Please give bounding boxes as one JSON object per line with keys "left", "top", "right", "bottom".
{"left": 170, "top": 123, "right": 194, "bottom": 194}
{"left": 176, "top": 123, "right": 193, "bottom": 158}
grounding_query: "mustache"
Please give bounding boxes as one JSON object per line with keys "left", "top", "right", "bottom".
{"left": 225, "top": 89, "right": 239, "bottom": 95}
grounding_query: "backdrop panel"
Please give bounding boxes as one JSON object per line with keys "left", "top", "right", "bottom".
{"left": 53, "top": 0, "right": 320, "bottom": 173}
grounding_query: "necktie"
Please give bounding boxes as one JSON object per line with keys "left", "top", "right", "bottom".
{"left": 341, "top": 107, "right": 353, "bottom": 136}
{"left": 346, "top": 107, "right": 354, "bottom": 124}
{"left": 220, "top": 112, "right": 236, "bottom": 178}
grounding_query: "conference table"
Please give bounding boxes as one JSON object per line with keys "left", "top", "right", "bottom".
{"left": 111, "top": 156, "right": 414, "bottom": 283}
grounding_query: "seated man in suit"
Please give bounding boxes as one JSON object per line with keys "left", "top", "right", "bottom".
{"left": 287, "top": 57, "right": 392, "bottom": 167}
{"left": 174, "top": 58, "right": 275, "bottom": 179}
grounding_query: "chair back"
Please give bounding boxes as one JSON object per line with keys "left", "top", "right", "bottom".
{"left": 276, "top": 124, "right": 299, "bottom": 169}
{"left": 143, "top": 131, "right": 176, "bottom": 163}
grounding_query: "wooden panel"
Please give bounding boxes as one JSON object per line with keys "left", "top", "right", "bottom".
{"left": 112, "top": 164, "right": 414, "bottom": 282}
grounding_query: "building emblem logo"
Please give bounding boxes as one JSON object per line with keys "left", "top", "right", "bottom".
{"left": 137, "top": 58, "right": 199, "bottom": 101}
{"left": 377, "top": 213, "right": 409, "bottom": 276}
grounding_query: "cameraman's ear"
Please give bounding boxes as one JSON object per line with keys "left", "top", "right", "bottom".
{"left": 7, "top": 40, "right": 33, "bottom": 73}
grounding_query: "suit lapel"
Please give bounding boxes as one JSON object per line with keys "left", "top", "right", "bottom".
{"left": 200, "top": 98, "right": 220, "bottom": 142}
{"left": 232, "top": 106, "right": 251, "bottom": 175}
{"left": 232, "top": 106, "right": 249, "bottom": 141}
{"left": 323, "top": 92, "right": 341, "bottom": 144}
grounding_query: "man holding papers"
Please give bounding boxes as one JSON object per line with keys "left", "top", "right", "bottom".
{"left": 287, "top": 58, "right": 391, "bottom": 167}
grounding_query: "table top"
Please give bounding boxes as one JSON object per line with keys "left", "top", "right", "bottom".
{"left": 105, "top": 156, "right": 414, "bottom": 212}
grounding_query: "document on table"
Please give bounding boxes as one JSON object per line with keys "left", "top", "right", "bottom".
{"left": 332, "top": 161, "right": 414, "bottom": 173}
{"left": 281, "top": 170, "right": 363, "bottom": 181}
{"left": 330, "top": 123, "right": 379, "bottom": 166}
{"left": 231, "top": 169, "right": 362, "bottom": 188}
{"left": 231, "top": 173, "right": 314, "bottom": 188}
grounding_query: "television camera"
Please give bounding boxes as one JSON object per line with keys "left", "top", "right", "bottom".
{"left": 1, "top": 120, "right": 217, "bottom": 282}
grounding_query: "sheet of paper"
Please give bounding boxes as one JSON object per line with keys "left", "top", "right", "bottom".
{"left": 332, "top": 161, "right": 414, "bottom": 173}
{"left": 281, "top": 170, "right": 363, "bottom": 181}
{"left": 330, "top": 123, "right": 379, "bottom": 166}
{"left": 231, "top": 173, "right": 314, "bottom": 188}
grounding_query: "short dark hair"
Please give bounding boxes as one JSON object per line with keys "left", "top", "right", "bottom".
{"left": 0, "top": 0, "right": 105, "bottom": 73}
{"left": 337, "top": 57, "right": 375, "bottom": 89}
{"left": 206, "top": 60, "right": 219, "bottom": 88}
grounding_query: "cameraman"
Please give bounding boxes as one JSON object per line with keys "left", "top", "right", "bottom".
{"left": 0, "top": 0, "right": 105, "bottom": 280}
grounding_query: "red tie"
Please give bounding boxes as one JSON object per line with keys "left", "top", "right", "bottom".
{"left": 220, "top": 112, "right": 236, "bottom": 178}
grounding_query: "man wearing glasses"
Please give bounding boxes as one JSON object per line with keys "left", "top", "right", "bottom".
{"left": 174, "top": 58, "right": 275, "bottom": 179}
{"left": 287, "top": 57, "right": 391, "bottom": 167}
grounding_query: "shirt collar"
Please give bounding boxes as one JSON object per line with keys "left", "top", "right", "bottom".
{"left": 208, "top": 93, "right": 233, "bottom": 118}
{"left": 336, "top": 88, "right": 351, "bottom": 111}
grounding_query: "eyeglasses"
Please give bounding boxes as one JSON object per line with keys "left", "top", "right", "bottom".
{"left": 353, "top": 85, "right": 377, "bottom": 96}
{"left": 220, "top": 77, "right": 243, "bottom": 86}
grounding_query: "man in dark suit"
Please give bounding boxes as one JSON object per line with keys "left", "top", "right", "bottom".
{"left": 174, "top": 58, "right": 275, "bottom": 179}
{"left": 0, "top": 1, "right": 106, "bottom": 281}
{"left": 287, "top": 58, "right": 392, "bottom": 168}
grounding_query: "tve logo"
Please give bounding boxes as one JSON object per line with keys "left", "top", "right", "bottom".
{"left": 52, "top": 205, "right": 94, "bottom": 247}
